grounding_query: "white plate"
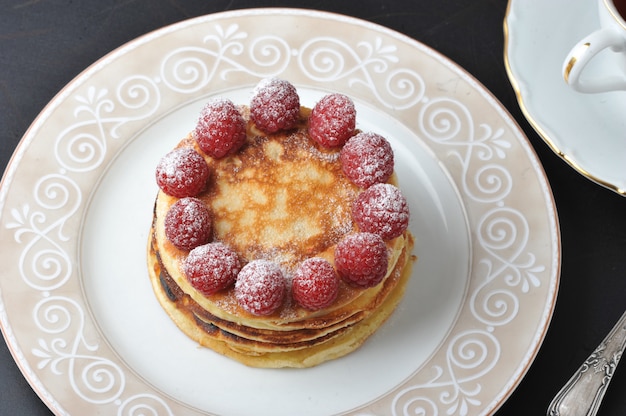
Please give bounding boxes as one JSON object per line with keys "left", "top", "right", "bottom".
{"left": 0, "top": 8, "right": 560, "bottom": 415}
{"left": 505, "top": 0, "right": 626, "bottom": 195}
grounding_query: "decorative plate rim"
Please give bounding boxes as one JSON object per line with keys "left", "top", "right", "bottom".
{"left": 0, "top": 7, "right": 560, "bottom": 415}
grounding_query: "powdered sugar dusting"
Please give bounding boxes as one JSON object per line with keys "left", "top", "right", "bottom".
{"left": 155, "top": 83, "right": 410, "bottom": 319}
{"left": 309, "top": 93, "right": 356, "bottom": 147}
{"left": 156, "top": 147, "right": 209, "bottom": 197}
{"left": 292, "top": 257, "right": 339, "bottom": 310}
{"left": 352, "top": 183, "right": 410, "bottom": 240}
{"left": 341, "top": 132, "right": 394, "bottom": 188}
{"left": 235, "top": 259, "right": 286, "bottom": 315}
{"left": 183, "top": 242, "right": 241, "bottom": 296}
{"left": 250, "top": 78, "right": 300, "bottom": 133}
{"left": 334, "top": 232, "right": 388, "bottom": 287}
{"left": 194, "top": 98, "right": 247, "bottom": 158}
{"left": 164, "top": 197, "right": 212, "bottom": 251}
{"left": 186, "top": 243, "right": 241, "bottom": 278}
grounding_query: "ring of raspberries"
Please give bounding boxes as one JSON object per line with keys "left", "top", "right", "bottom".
{"left": 155, "top": 78, "right": 410, "bottom": 316}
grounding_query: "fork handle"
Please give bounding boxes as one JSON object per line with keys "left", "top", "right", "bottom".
{"left": 547, "top": 310, "right": 626, "bottom": 416}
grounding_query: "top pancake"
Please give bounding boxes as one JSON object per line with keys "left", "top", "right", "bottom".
{"left": 153, "top": 107, "right": 410, "bottom": 330}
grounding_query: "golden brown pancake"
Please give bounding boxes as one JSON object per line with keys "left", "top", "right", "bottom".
{"left": 148, "top": 105, "right": 415, "bottom": 368}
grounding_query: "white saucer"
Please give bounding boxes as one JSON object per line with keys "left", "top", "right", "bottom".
{"left": 506, "top": 0, "right": 626, "bottom": 195}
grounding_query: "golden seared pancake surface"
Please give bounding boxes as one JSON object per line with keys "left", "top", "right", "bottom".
{"left": 148, "top": 105, "right": 415, "bottom": 368}
{"left": 206, "top": 120, "right": 359, "bottom": 273}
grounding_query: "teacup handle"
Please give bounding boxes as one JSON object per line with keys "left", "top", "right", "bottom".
{"left": 563, "top": 27, "right": 626, "bottom": 93}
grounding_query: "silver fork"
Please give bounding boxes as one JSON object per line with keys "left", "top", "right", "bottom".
{"left": 547, "top": 310, "right": 626, "bottom": 416}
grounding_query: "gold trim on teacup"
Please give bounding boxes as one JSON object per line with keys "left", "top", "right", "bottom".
{"left": 563, "top": 42, "right": 590, "bottom": 83}
{"left": 504, "top": 0, "right": 626, "bottom": 196}
{"left": 605, "top": 0, "right": 626, "bottom": 30}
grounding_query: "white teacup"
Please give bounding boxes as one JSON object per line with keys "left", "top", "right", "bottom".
{"left": 563, "top": 0, "right": 626, "bottom": 93}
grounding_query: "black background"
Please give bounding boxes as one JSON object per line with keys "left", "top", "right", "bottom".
{"left": 1, "top": 1, "right": 626, "bottom": 415}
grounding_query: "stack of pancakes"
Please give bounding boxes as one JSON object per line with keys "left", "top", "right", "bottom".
{"left": 147, "top": 107, "right": 414, "bottom": 368}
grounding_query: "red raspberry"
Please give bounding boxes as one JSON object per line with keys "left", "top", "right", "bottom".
{"left": 352, "top": 183, "right": 410, "bottom": 240}
{"left": 250, "top": 78, "right": 300, "bottom": 133}
{"left": 340, "top": 132, "right": 394, "bottom": 188}
{"left": 292, "top": 258, "right": 340, "bottom": 310}
{"left": 183, "top": 242, "right": 241, "bottom": 296}
{"left": 309, "top": 93, "right": 356, "bottom": 148}
{"left": 235, "top": 260, "right": 286, "bottom": 315}
{"left": 164, "top": 197, "right": 212, "bottom": 251}
{"left": 155, "top": 147, "right": 209, "bottom": 198}
{"left": 194, "top": 98, "right": 247, "bottom": 159}
{"left": 334, "top": 233, "right": 388, "bottom": 288}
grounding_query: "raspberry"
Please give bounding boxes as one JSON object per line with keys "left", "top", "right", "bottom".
{"left": 235, "top": 260, "right": 286, "bottom": 315}
{"left": 292, "top": 258, "right": 340, "bottom": 310}
{"left": 250, "top": 78, "right": 300, "bottom": 133}
{"left": 183, "top": 242, "right": 241, "bottom": 296}
{"left": 155, "top": 147, "right": 209, "bottom": 198}
{"left": 352, "top": 183, "right": 410, "bottom": 240}
{"left": 164, "top": 197, "right": 212, "bottom": 251}
{"left": 194, "top": 98, "right": 247, "bottom": 159}
{"left": 340, "top": 132, "right": 394, "bottom": 188}
{"left": 334, "top": 233, "right": 388, "bottom": 288}
{"left": 309, "top": 93, "right": 356, "bottom": 148}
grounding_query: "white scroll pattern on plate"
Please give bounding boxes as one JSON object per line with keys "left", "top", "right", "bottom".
{"left": 6, "top": 78, "right": 168, "bottom": 412}
{"left": 3, "top": 21, "right": 547, "bottom": 416}
{"left": 385, "top": 96, "right": 544, "bottom": 416}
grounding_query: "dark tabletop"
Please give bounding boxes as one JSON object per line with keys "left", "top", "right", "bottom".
{"left": 1, "top": 1, "right": 626, "bottom": 415}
